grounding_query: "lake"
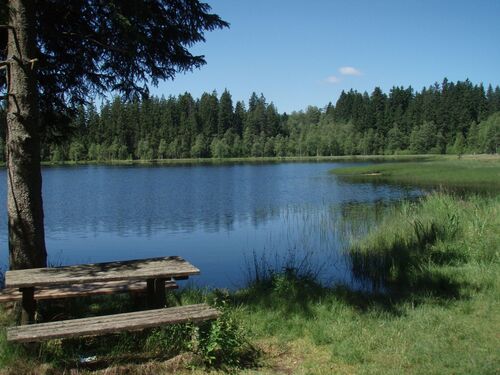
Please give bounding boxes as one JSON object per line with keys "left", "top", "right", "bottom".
{"left": 0, "top": 162, "right": 422, "bottom": 289}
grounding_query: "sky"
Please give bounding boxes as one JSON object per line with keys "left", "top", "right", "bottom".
{"left": 151, "top": 0, "right": 500, "bottom": 113}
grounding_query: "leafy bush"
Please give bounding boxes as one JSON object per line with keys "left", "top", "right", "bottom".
{"left": 197, "top": 301, "right": 257, "bottom": 369}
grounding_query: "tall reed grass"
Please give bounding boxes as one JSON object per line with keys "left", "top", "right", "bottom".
{"left": 349, "top": 193, "right": 499, "bottom": 293}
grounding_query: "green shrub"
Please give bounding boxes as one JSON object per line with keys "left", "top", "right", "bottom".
{"left": 197, "top": 302, "right": 257, "bottom": 369}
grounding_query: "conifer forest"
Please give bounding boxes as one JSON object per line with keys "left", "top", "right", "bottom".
{"left": 1, "top": 78, "right": 499, "bottom": 162}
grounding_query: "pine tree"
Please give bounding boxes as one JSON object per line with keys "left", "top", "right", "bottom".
{"left": 370, "top": 87, "right": 388, "bottom": 134}
{"left": 218, "top": 89, "right": 233, "bottom": 136}
{"left": 233, "top": 101, "right": 246, "bottom": 137}
{"left": 199, "top": 91, "right": 219, "bottom": 137}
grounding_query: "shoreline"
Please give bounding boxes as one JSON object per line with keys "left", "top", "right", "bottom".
{"left": 1, "top": 153, "right": 498, "bottom": 169}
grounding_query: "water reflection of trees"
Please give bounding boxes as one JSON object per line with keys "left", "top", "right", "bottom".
{"left": 43, "top": 196, "right": 412, "bottom": 240}
{"left": 0, "top": 165, "right": 423, "bottom": 237}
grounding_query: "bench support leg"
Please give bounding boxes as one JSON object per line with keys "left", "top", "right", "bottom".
{"left": 147, "top": 279, "right": 155, "bottom": 308}
{"left": 146, "top": 278, "right": 166, "bottom": 308}
{"left": 155, "top": 278, "right": 166, "bottom": 308}
{"left": 20, "top": 287, "right": 36, "bottom": 324}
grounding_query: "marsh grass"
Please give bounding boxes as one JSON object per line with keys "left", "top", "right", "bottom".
{"left": 349, "top": 193, "right": 499, "bottom": 293}
{"left": 332, "top": 157, "right": 500, "bottom": 191}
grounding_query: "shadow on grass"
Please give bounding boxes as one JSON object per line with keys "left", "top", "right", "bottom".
{"left": 336, "top": 271, "right": 470, "bottom": 316}
{"left": 226, "top": 264, "right": 473, "bottom": 320}
{"left": 225, "top": 219, "right": 475, "bottom": 319}
{"left": 230, "top": 267, "right": 329, "bottom": 319}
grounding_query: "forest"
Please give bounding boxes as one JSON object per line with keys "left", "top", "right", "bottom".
{"left": 1, "top": 78, "right": 499, "bottom": 162}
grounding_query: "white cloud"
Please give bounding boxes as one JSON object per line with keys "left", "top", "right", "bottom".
{"left": 339, "top": 66, "right": 362, "bottom": 76}
{"left": 325, "top": 75, "right": 341, "bottom": 84}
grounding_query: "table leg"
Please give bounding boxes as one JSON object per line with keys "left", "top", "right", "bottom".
{"left": 154, "top": 278, "right": 166, "bottom": 308}
{"left": 146, "top": 279, "right": 156, "bottom": 308}
{"left": 20, "top": 287, "right": 36, "bottom": 324}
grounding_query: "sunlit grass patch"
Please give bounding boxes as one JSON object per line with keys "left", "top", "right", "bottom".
{"left": 332, "top": 157, "right": 500, "bottom": 190}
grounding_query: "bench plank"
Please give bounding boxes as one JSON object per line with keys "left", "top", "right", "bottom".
{"left": 0, "top": 280, "right": 178, "bottom": 303}
{"left": 7, "top": 304, "right": 219, "bottom": 343}
{"left": 5, "top": 256, "right": 199, "bottom": 288}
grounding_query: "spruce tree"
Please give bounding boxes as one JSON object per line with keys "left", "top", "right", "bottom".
{"left": 218, "top": 89, "right": 233, "bottom": 136}
{"left": 233, "top": 101, "right": 246, "bottom": 137}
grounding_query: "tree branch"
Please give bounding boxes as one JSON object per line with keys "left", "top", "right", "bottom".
{"left": 61, "top": 31, "right": 128, "bottom": 54}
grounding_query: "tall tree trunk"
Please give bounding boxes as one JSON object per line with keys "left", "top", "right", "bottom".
{"left": 6, "top": 0, "right": 47, "bottom": 269}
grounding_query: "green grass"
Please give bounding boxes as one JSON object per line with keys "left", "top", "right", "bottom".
{"left": 331, "top": 155, "right": 500, "bottom": 190}
{"left": 350, "top": 194, "right": 499, "bottom": 288}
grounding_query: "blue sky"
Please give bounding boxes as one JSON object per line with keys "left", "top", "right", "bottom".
{"left": 152, "top": 0, "right": 500, "bottom": 113}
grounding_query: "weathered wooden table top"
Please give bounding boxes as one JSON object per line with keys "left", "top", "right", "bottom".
{"left": 5, "top": 256, "right": 200, "bottom": 288}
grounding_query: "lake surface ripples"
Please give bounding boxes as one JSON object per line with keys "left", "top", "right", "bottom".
{"left": 0, "top": 162, "right": 422, "bottom": 289}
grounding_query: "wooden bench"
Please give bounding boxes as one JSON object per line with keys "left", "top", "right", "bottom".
{"left": 7, "top": 303, "right": 219, "bottom": 343}
{"left": 4, "top": 256, "right": 220, "bottom": 343}
{"left": 0, "top": 280, "right": 178, "bottom": 303}
{"left": 4, "top": 256, "right": 200, "bottom": 324}
{"left": 5, "top": 256, "right": 199, "bottom": 289}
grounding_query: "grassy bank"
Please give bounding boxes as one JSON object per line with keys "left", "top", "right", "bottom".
{"left": 331, "top": 155, "right": 500, "bottom": 190}
{"left": 224, "top": 193, "right": 499, "bottom": 374}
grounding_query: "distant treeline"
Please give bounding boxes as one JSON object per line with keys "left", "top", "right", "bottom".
{"left": 0, "top": 78, "right": 499, "bottom": 162}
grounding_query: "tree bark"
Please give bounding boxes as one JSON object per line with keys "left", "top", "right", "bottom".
{"left": 6, "top": 0, "right": 47, "bottom": 270}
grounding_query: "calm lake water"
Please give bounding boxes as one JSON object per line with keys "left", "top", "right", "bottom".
{"left": 0, "top": 162, "right": 422, "bottom": 289}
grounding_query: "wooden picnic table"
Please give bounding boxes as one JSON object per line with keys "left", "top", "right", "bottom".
{"left": 5, "top": 256, "right": 200, "bottom": 324}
